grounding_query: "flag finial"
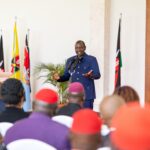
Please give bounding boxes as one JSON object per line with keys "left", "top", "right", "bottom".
{"left": 120, "top": 13, "right": 122, "bottom": 19}
{"left": 14, "top": 16, "right": 18, "bottom": 22}
{"left": 0, "top": 29, "right": 2, "bottom": 35}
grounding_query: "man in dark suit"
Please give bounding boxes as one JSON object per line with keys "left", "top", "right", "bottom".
{"left": 53, "top": 40, "right": 101, "bottom": 109}
{"left": 56, "top": 82, "right": 85, "bottom": 116}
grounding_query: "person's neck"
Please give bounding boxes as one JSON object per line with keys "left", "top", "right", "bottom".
{"left": 77, "top": 53, "right": 85, "bottom": 59}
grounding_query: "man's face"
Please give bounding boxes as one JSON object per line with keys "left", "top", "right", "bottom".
{"left": 75, "top": 43, "right": 85, "bottom": 57}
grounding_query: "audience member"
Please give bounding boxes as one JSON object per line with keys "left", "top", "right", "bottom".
{"left": 4, "top": 88, "right": 70, "bottom": 150}
{"left": 100, "top": 95, "right": 125, "bottom": 127}
{"left": 99, "top": 95, "right": 125, "bottom": 149}
{"left": 113, "top": 85, "right": 139, "bottom": 102}
{"left": 0, "top": 83, "right": 5, "bottom": 112}
{"left": 70, "top": 109, "right": 102, "bottom": 150}
{"left": 0, "top": 78, "right": 29, "bottom": 123}
{"left": 56, "top": 82, "right": 85, "bottom": 116}
{"left": 111, "top": 102, "right": 150, "bottom": 150}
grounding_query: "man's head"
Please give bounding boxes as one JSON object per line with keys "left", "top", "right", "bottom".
{"left": 100, "top": 95, "right": 125, "bottom": 127}
{"left": 1, "top": 78, "right": 25, "bottom": 107}
{"left": 67, "top": 82, "right": 85, "bottom": 106}
{"left": 111, "top": 102, "right": 150, "bottom": 150}
{"left": 75, "top": 40, "right": 86, "bottom": 58}
{"left": 70, "top": 109, "right": 102, "bottom": 150}
{"left": 33, "top": 88, "right": 58, "bottom": 116}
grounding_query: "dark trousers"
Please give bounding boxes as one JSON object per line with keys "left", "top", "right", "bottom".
{"left": 83, "top": 99, "right": 94, "bottom": 109}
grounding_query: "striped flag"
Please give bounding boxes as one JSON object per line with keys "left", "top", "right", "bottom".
{"left": 11, "top": 22, "right": 21, "bottom": 80}
{"left": 23, "top": 34, "right": 30, "bottom": 87}
{"left": 23, "top": 33, "right": 31, "bottom": 111}
{"left": 0, "top": 34, "right": 4, "bottom": 72}
{"left": 115, "top": 17, "right": 122, "bottom": 89}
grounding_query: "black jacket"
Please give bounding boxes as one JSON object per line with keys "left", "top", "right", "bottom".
{"left": 0, "top": 107, "right": 29, "bottom": 123}
{"left": 56, "top": 103, "right": 81, "bottom": 116}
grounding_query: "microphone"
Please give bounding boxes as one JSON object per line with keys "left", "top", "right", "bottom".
{"left": 68, "top": 56, "right": 83, "bottom": 71}
{"left": 72, "top": 57, "right": 80, "bottom": 70}
{"left": 68, "top": 57, "right": 76, "bottom": 70}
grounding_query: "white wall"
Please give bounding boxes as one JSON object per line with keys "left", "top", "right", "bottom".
{"left": 0, "top": 0, "right": 104, "bottom": 110}
{"left": 0, "top": 0, "right": 146, "bottom": 109}
{"left": 0, "top": 0, "right": 92, "bottom": 96}
{"left": 107, "top": 0, "right": 146, "bottom": 105}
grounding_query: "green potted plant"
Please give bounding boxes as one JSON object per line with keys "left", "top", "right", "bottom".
{"left": 34, "top": 62, "right": 68, "bottom": 104}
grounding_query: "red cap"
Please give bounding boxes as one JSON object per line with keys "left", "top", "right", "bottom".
{"left": 71, "top": 109, "right": 102, "bottom": 134}
{"left": 68, "top": 82, "right": 84, "bottom": 95}
{"left": 35, "top": 88, "right": 58, "bottom": 104}
{"left": 111, "top": 102, "right": 150, "bottom": 150}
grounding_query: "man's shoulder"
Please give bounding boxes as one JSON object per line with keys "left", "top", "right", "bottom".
{"left": 84, "top": 54, "right": 97, "bottom": 62}
{"left": 56, "top": 105, "right": 70, "bottom": 115}
{"left": 85, "top": 54, "right": 96, "bottom": 59}
{"left": 67, "top": 55, "right": 76, "bottom": 61}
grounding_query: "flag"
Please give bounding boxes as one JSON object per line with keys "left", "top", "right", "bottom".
{"left": 23, "top": 34, "right": 30, "bottom": 87}
{"left": 23, "top": 33, "right": 31, "bottom": 111}
{"left": 115, "top": 18, "right": 122, "bottom": 89}
{"left": 11, "top": 22, "right": 21, "bottom": 80}
{"left": 0, "top": 35, "right": 4, "bottom": 72}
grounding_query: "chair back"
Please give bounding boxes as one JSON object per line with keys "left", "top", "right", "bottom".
{"left": 52, "top": 115, "right": 73, "bottom": 128}
{"left": 0, "top": 122, "right": 13, "bottom": 137}
{"left": 7, "top": 139, "right": 57, "bottom": 150}
{"left": 97, "top": 147, "right": 111, "bottom": 150}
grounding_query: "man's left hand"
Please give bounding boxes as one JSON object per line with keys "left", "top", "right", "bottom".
{"left": 83, "top": 70, "right": 93, "bottom": 78}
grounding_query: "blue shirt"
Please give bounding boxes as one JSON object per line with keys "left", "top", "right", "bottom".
{"left": 4, "top": 112, "right": 70, "bottom": 150}
{"left": 58, "top": 53, "right": 101, "bottom": 100}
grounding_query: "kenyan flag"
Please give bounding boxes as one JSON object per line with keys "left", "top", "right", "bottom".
{"left": 115, "top": 17, "right": 122, "bottom": 89}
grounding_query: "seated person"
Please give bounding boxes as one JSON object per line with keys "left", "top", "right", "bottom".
{"left": 111, "top": 102, "right": 150, "bottom": 150}
{"left": 113, "top": 85, "right": 140, "bottom": 102}
{"left": 0, "top": 83, "right": 5, "bottom": 113}
{"left": 99, "top": 95, "right": 125, "bottom": 149}
{"left": 0, "top": 78, "right": 29, "bottom": 123}
{"left": 56, "top": 82, "right": 85, "bottom": 116}
{"left": 4, "top": 88, "right": 70, "bottom": 150}
{"left": 70, "top": 109, "right": 102, "bottom": 150}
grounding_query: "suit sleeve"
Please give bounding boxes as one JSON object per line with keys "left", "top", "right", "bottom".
{"left": 90, "top": 57, "right": 101, "bottom": 80}
{"left": 57, "top": 59, "right": 70, "bottom": 82}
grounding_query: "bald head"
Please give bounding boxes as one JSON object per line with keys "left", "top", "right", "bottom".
{"left": 100, "top": 95, "right": 125, "bottom": 127}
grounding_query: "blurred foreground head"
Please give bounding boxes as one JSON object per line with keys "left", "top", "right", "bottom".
{"left": 100, "top": 95, "right": 125, "bottom": 127}
{"left": 111, "top": 102, "right": 150, "bottom": 150}
{"left": 70, "top": 109, "right": 102, "bottom": 150}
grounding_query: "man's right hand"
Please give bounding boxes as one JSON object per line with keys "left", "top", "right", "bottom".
{"left": 53, "top": 72, "right": 60, "bottom": 80}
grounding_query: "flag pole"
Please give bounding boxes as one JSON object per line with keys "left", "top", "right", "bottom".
{"left": 0, "top": 29, "right": 2, "bottom": 37}
{"left": 27, "top": 28, "right": 30, "bottom": 45}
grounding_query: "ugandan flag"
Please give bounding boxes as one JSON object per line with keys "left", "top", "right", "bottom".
{"left": 115, "top": 17, "right": 122, "bottom": 89}
{"left": 11, "top": 22, "right": 21, "bottom": 80}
